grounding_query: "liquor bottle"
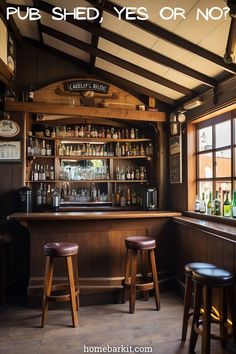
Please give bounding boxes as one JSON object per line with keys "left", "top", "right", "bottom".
{"left": 130, "top": 166, "right": 135, "bottom": 180}
{"left": 28, "top": 138, "right": 33, "bottom": 156}
{"left": 125, "top": 128, "right": 129, "bottom": 139}
{"left": 36, "top": 183, "right": 43, "bottom": 207}
{"left": 33, "top": 164, "right": 39, "bottom": 181}
{"left": 44, "top": 125, "right": 51, "bottom": 137}
{"left": 207, "top": 191, "right": 212, "bottom": 215}
{"left": 194, "top": 195, "right": 200, "bottom": 212}
{"left": 214, "top": 191, "right": 221, "bottom": 216}
{"left": 52, "top": 188, "right": 60, "bottom": 211}
{"left": 41, "top": 165, "right": 46, "bottom": 181}
{"left": 60, "top": 188, "right": 65, "bottom": 202}
{"left": 126, "top": 188, "right": 131, "bottom": 206}
{"left": 42, "top": 184, "right": 47, "bottom": 206}
{"left": 140, "top": 143, "right": 145, "bottom": 156}
{"left": 131, "top": 190, "right": 137, "bottom": 205}
{"left": 126, "top": 166, "right": 131, "bottom": 180}
{"left": 223, "top": 191, "right": 231, "bottom": 217}
{"left": 51, "top": 127, "right": 56, "bottom": 138}
{"left": 199, "top": 193, "right": 206, "bottom": 213}
{"left": 135, "top": 167, "right": 140, "bottom": 180}
{"left": 28, "top": 86, "right": 34, "bottom": 102}
{"left": 50, "top": 166, "right": 55, "bottom": 180}
{"left": 120, "top": 190, "right": 126, "bottom": 207}
{"left": 232, "top": 191, "right": 236, "bottom": 218}
{"left": 46, "top": 144, "right": 51, "bottom": 156}
{"left": 41, "top": 140, "right": 46, "bottom": 156}
{"left": 130, "top": 128, "right": 135, "bottom": 139}
{"left": 115, "top": 187, "right": 121, "bottom": 206}
{"left": 46, "top": 184, "right": 51, "bottom": 205}
{"left": 140, "top": 166, "right": 145, "bottom": 180}
{"left": 78, "top": 125, "right": 84, "bottom": 138}
{"left": 135, "top": 129, "right": 139, "bottom": 139}
{"left": 45, "top": 165, "right": 50, "bottom": 180}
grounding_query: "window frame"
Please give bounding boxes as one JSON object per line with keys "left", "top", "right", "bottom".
{"left": 196, "top": 111, "right": 236, "bottom": 200}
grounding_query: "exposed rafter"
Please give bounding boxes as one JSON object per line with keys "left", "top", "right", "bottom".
{"left": 35, "top": 1, "right": 217, "bottom": 88}
{"left": 87, "top": 0, "right": 236, "bottom": 75}
{"left": 41, "top": 24, "right": 193, "bottom": 98}
{"left": 33, "top": 0, "right": 43, "bottom": 44}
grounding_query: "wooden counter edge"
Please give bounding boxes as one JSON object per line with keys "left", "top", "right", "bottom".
{"left": 173, "top": 216, "right": 236, "bottom": 243}
{"left": 8, "top": 211, "right": 182, "bottom": 221}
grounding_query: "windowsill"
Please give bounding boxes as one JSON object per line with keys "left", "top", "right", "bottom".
{"left": 173, "top": 212, "right": 236, "bottom": 242}
{"left": 183, "top": 211, "right": 236, "bottom": 227}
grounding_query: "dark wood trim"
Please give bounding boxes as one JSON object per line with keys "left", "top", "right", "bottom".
{"left": 89, "top": 0, "right": 236, "bottom": 75}
{"left": 89, "top": 1, "right": 105, "bottom": 71}
{"left": 0, "top": 0, "right": 21, "bottom": 42}
{"left": 0, "top": 58, "right": 13, "bottom": 84}
{"left": 41, "top": 24, "right": 191, "bottom": 98}
{"left": 37, "top": 0, "right": 216, "bottom": 88}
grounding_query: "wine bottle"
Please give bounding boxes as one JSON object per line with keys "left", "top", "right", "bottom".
{"left": 207, "top": 191, "right": 212, "bottom": 215}
{"left": 223, "top": 191, "right": 231, "bottom": 217}
{"left": 232, "top": 191, "right": 236, "bottom": 218}
{"left": 200, "top": 193, "right": 206, "bottom": 213}
{"left": 214, "top": 191, "right": 221, "bottom": 216}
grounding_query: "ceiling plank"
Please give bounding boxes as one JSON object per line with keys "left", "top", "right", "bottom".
{"left": 94, "top": 67, "right": 175, "bottom": 105}
{"left": 38, "top": 0, "right": 217, "bottom": 88}
{"left": 41, "top": 24, "right": 193, "bottom": 97}
{"left": 33, "top": 0, "right": 44, "bottom": 44}
{"left": 87, "top": 0, "right": 236, "bottom": 75}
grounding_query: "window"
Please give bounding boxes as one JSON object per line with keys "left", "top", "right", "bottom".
{"left": 196, "top": 112, "right": 236, "bottom": 206}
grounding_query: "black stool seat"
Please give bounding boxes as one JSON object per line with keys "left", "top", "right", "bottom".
{"left": 192, "top": 268, "right": 234, "bottom": 286}
{"left": 43, "top": 242, "right": 78, "bottom": 257}
{"left": 185, "top": 262, "right": 216, "bottom": 275}
{"left": 125, "top": 236, "right": 156, "bottom": 250}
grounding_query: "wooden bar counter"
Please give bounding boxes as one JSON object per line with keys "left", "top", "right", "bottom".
{"left": 8, "top": 211, "right": 180, "bottom": 306}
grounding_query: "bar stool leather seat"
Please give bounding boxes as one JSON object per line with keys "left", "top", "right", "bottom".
{"left": 189, "top": 267, "right": 236, "bottom": 354}
{"left": 123, "top": 236, "right": 160, "bottom": 313}
{"left": 41, "top": 242, "right": 79, "bottom": 328}
{"left": 125, "top": 236, "right": 156, "bottom": 250}
{"left": 43, "top": 242, "right": 78, "bottom": 257}
{"left": 181, "top": 262, "right": 217, "bottom": 341}
{"left": 193, "top": 268, "right": 234, "bottom": 285}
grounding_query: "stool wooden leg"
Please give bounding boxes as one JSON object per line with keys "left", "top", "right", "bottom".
{"left": 141, "top": 250, "right": 149, "bottom": 301}
{"left": 123, "top": 249, "right": 131, "bottom": 304}
{"left": 227, "top": 285, "right": 236, "bottom": 340}
{"left": 0, "top": 245, "right": 7, "bottom": 305}
{"left": 129, "top": 249, "right": 137, "bottom": 314}
{"left": 220, "top": 288, "right": 228, "bottom": 348}
{"left": 66, "top": 256, "right": 79, "bottom": 327}
{"left": 202, "top": 286, "right": 212, "bottom": 354}
{"left": 189, "top": 283, "right": 202, "bottom": 353}
{"left": 182, "top": 275, "right": 193, "bottom": 341}
{"left": 74, "top": 254, "right": 80, "bottom": 311}
{"left": 149, "top": 249, "right": 160, "bottom": 311}
{"left": 41, "top": 256, "right": 54, "bottom": 328}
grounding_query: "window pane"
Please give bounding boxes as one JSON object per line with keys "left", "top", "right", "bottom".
{"left": 198, "top": 153, "right": 213, "bottom": 178}
{"left": 215, "top": 120, "right": 231, "bottom": 148}
{"left": 216, "top": 149, "right": 231, "bottom": 177}
{"left": 216, "top": 181, "right": 232, "bottom": 206}
{"left": 199, "top": 181, "right": 213, "bottom": 202}
{"left": 198, "top": 126, "right": 212, "bottom": 151}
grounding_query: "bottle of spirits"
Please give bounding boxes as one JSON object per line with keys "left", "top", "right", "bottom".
{"left": 50, "top": 166, "right": 55, "bottom": 180}
{"left": 232, "top": 191, "right": 236, "bottom": 218}
{"left": 207, "top": 191, "right": 212, "bottom": 215}
{"left": 223, "top": 191, "right": 231, "bottom": 217}
{"left": 36, "top": 183, "right": 43, "bottom": 207}
{"left": 33, "top": 164, "right": 39, "bottom": 181}
{"left": 194, "top": 195, "right": 200, "bottom": 212}
{"left": 42, "top": 184, "right": 47, "bottom": 206}
{"left": 200, "top": 193, "right": 206, "bottom": 213}
{"left": 126, "top": 188, "right": 131, "bottom": 206}
{"left": 52, "top": 188, "right": 60, "bottom": 211}
{"left": 214, "top": 191, "right": 221, "bottom": 216}
{"left": 130, "top": 128, "right": 135, "bottom": 139}
{"left": 120, "top": 190, "right": 126, "bottom": 207}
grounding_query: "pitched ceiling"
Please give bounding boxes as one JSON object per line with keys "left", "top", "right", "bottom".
{"left": 5, "top": 0, "right": 236, "bottom": 109}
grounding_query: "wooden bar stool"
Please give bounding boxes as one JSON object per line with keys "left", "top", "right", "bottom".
{"left": 181, "top": 262, "right": 216, "bottom": 341}
{"left": 41, "top": 242, "right": 79, "bottom": 328}
{"left": 123, "top": 236, "right": 160, "bottom": 314}
{"left": 189, "top": 268, "right": 236, "bottom": 354}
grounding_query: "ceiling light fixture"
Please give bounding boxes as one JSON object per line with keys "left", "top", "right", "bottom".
{"left": 183, "top": 99, "right": 203, "bottom": 110}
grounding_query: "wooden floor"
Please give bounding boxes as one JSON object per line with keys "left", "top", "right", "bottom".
{"left": 0, "top": 291, "right": 235, "bottom": 354}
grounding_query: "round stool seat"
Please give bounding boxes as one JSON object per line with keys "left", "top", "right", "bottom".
{"left": 185, "top": 262, "right": 216, "bottom": 276}
{"left": 125, "top": 236, "right": 156, "bottom": 250}
{"left": 43, "top": 242, "right": 79, "bottom": 257}
{"left": 0, "top": 234, "right": 11, "bottom": 244}
{"left": 192, "top": 268, "right": 234, "bottom": 286}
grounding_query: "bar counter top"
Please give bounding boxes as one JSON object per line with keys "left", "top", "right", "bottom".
{"left": 8, "top": 210, "right": 181, "bottom": 221}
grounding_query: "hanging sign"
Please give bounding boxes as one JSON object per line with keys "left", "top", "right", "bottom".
{"left": 0, "top": 119, "right": 20, "bottom": 137}
{"left": 64, "top": 80, "right": 110, "bottom": 94}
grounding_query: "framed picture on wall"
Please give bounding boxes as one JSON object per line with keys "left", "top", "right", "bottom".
{"left": 0, "top": 18, "right": 8, "bottom": 65}
{"left": 169, "top": 134, "right": 182, "bottom": 184}
{"left": 0, "top": 140, "right": 21, "bottom": 162}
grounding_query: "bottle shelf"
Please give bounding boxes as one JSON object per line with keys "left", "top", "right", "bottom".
{"left": 26, "top": 180, "right": 148, "bottom": 183}
{"left": 57, "top": 155, "right": 150, "bottom": 160}
{"left": 27, "top": 135, "right": 151, "bottom": 143}
{"left": 27, "top": 155, "right": 55, "bottom": 159}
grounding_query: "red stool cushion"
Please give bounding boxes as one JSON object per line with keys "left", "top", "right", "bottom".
{"left": 125, "top": 236, "right": 156, "bottom": 250}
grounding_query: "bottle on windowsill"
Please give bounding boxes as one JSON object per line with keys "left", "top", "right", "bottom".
{"left": 214, "top": 191, "right": 221, "bottom": 216}
{"left": 199, "top": 193, "right": 206, "bottom": 214}
{"left": 232, "top": 191, "right": 236, "bottom": 218}
{"left": 194, "top": 195, "right": 200, "bottom": 212}
{"left": 223, "top": 191, "right": 231, "bottom": 217}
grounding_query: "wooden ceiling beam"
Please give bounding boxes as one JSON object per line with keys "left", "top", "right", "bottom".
{"left": 41, "top": 24, "right": 193, "bottom": 97}
{"left": 87, "top": 0, "right": 236, "bottom": 75}
{"left": 38, "top": 1, "right": 217, "bottom": 88}
{"left": 33, "top": 0, "right": 44, "bottom": 44}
